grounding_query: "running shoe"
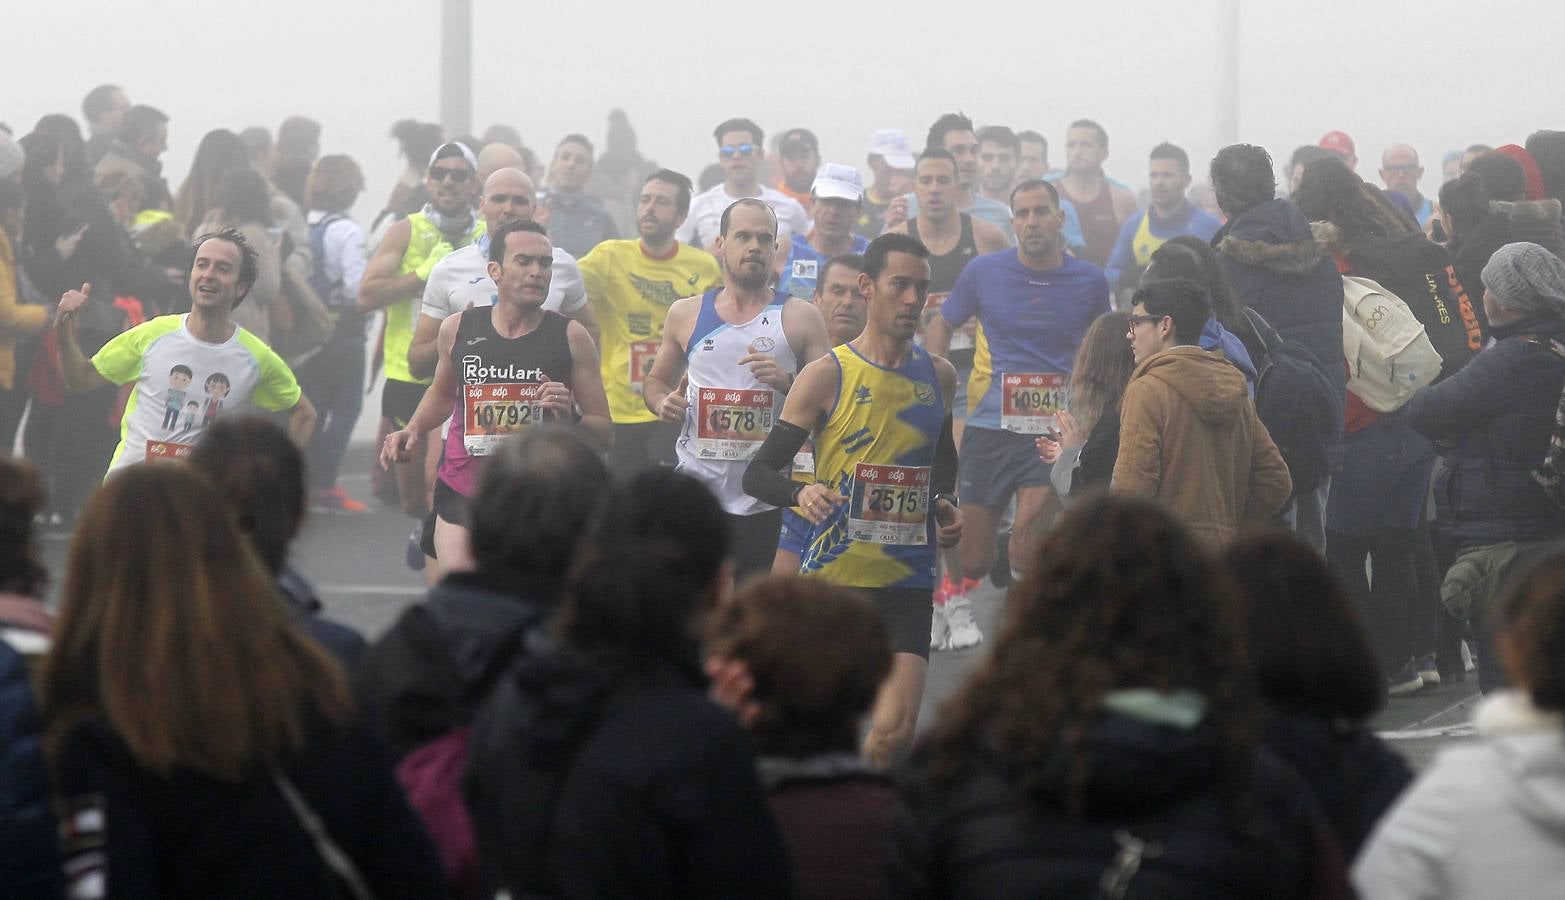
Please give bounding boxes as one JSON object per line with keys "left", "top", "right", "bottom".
{"left": 930, "top": 600, "right": 950, "bottom": 652}
{"left": 311, "top": 485, "right": 368, "bottom": 514}
{"left": 1415, "top": 654, "right": 1441, "bottom": 687}
{"left": 404, "top": 526, "right": 426, "bottom": 572}
{"left": 946, "top": 592, "right": 984, "bottom": 650}
{"left": 1387, "top": 659, "right": 1424, "bottom": 697}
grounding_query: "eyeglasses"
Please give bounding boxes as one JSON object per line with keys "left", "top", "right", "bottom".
{"left": 429, "top": 167, "right": 473, "bottom": 183}
{"left": 1127, "top": 314, "right": 1167, "bottom": 327}
{"left": 1383, "top": 164, "right": 1420, "bottom": 175}
{"left": 720, "top": 143, "right": 756, "bottom": 159}
{"left": 487, "top": 193, "right": 530, "bottom": 205}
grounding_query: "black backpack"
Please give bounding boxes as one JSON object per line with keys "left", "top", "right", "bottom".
{"left": 1241, "top": 307, "right": 1339, "bottom": 492}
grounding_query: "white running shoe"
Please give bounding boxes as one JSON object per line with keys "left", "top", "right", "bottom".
{"left": 930, "top": 601, "right": 951, "bottom": 651}
{"left": 945, "top": 593, "right": 984, "bottom": 650}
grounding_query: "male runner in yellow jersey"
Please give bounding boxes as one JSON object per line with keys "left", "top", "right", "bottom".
{"left": 578, "top": 169, "right": 721, "bottom": 475}
{"left": 744, "top": 232, "right": 962, "bottom": 768}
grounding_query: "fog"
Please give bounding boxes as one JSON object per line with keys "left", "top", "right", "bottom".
{"left": 7, "top": 0, "right": 1559, "bottom": 220}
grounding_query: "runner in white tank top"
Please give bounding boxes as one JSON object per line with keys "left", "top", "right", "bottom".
{"left": 642, "top": 198, "right": 831, "bottom": 579}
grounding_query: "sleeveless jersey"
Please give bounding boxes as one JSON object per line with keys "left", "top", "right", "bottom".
{"left": 438, "top": 309, "right": 573, "bottom": 495}
{"left": 800, "top": 343, "right": 944, "bottom": 590}
{"left": 675, "top": 289, "right": 797, "bottom": 516}
{"left": 910, "top": 214, "right": 980, "bottom": 352}
{"left": 388, "top": 212, "right": 485, "bottom": 385}
{"left": 1058, "top": 179, "right": 1121, "bottom": 268}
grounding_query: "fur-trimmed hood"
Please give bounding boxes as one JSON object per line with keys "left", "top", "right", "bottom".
{"left": 1492, "top": 198, "right": 1564, "bottom": 226}
{"left": 1214, "top": 198, "right": 1331, "bottom": 276}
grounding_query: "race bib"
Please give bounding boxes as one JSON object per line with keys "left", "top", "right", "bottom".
{"left": 146, "top": 439, "right": 195, "bottom": 461}
{"left": 628, "top": 339, "right": 660, "bottom": 395}
{"left": 464, "top": 383, "right": 543, "bottom": 456}
{"left": 787, "top": 258, "right": 818, "bottom": 299}
{"left": 847, "top": 463, "right": 930, "bottom": 546}
{"left": 1001, "top": 372, "right": 1067, "bottom": 434}
{"left": 694, "top": 387, "right": 773, "bottom": 460}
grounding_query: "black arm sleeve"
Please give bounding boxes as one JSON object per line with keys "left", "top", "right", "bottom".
{"left": 743, "top": 420, "right": 810, "bottom": 508}
{"left": 933, "top": 415, "right": 958, "bottom": 497}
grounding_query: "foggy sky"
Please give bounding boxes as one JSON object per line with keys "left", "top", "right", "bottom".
{"left": 7, "top": 0, "right": 1559, "bottom": 225}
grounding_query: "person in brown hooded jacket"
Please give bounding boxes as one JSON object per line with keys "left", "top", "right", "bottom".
{"left": 1115, "top": 277, "right": 1292, "bottom": 547}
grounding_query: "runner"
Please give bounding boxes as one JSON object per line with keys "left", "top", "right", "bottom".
{"left": 676, "top": 118, "right": 811, "bottom": 252}
{"left": 381, "top": 219, "right": 610, "bottom": 574}
{"left": 926, "top": 178, "right": 1110, "bottom": 643}
{"left": 54, "top": 228, "right": 316, "bottom": 472}
{"left": 578, "top": 169, "right": 722, "bottom": 476}
{"left": 741, "top": 232, "right": 962, "bottom": 768}
{"left": 1047, "top": 119, "right": 1139, "bottom": 267}
{"left": 777, "top": 164, "right": 871, "bottom": 301}
{"left": 644, "top": 198, "right": 830, "bottom": 579}
{"left": 771, "top": 252, "right": 866, "bottom": 575}
{"left": 408, "top": 166, "right": 595, "bottom": 382}
{"left": 358, "top": 141, "right": 483, "bottom": 569}
{"left": 887, "top": 148, "right": 1007, "bottom": 643}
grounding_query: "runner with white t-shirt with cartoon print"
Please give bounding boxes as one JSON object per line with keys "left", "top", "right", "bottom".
{"left": 54, "top": 228, "right": 316, "bottom": 474}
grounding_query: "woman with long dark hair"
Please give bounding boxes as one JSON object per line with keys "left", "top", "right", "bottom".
{"left": 895, "top": 497, "right": 1345, "bottom": 895}
{"left": 41, "top": 464, "right": 442, "bottom": 897}
{"left": 890, "top": 493, "right": 1348, "bottom": 898}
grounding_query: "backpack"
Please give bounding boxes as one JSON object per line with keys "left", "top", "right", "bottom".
{"left": 307, "top": 213, "right": 350, "bottom": 307}
{"left": 1345, "top": 234, "right": 1484, "bottom": 379}
{"left": 397, "top": 727, "right": 481, "bottom": 900}
{"left": 1340, "top": 276, "right": 1443, "bottom": 413}
{"left": 1242, "top": 307, "right": 1340, "bottom": 492}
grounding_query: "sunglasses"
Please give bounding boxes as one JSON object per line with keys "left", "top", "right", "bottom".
{"left": 720, "top": 143, "right": 756, "bottom": 159}
{"left": 429, "top": 167, "right": 473, "bottom": 184}
{"left": 1383, "top": 164, "right": 1420, "bottom": 175}
{"left": 487, "top": 193, "right": 531, "bottom": 205}
{"left": 1127, "top": 314, "right": 1167, "bottom": 327}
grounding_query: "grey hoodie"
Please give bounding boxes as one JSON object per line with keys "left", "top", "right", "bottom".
{"left": 1354, "top": 691, "right": 1565, "bottom": 898}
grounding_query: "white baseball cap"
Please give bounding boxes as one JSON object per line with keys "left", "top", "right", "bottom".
{"left": 812, "top": 164, "right": 864, "bottom": 202}
{"left": 867, "top": 129, "right": 916, "bottom": 170}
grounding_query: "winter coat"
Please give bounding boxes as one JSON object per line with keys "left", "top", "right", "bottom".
{"left": 356, "top": 569, "right": 558, "bottom": 759}
{"left": 1214, "top": 198, "right": 1348, "bottom": 422}
{"left": 1260, "top": 711, "right": 1413, "bottom": 858}
{"left": 760, "top": 754, "right": 898, "bottom": 900}
{"left": 1492, "top": 198, "right": 1565, "bottom": 258}
{"left": 277, "top": 566, "right": 366, "bottom": 670}
{"left": 1450, "top": 212, "right": 1515, "bottom": 336}
{"left": 51, "top": 713, "right": 444, "bottom": 899}
{"left": 1327, "top": 409, "right": 1436, "bottom": 536}
{"left": 1113, "top": 345, "right": 1293, "bottom": 547}
{"left": 0, "top": 642, "right": 62, "bottom": 898}
{"left": 0, "top": 230, "right": 48, "bottom": 392}
{"left": 1405, "top": 314, "right": 1565, "bottom": 548}
{"left": 1354, "top": 691, "right": 1565, "bottom": 898}
{"left": 889, "top": 712, "right": 1350, "bottom": 899}
{"left": 465, "top": 652, "right": 792, "bottom": 899}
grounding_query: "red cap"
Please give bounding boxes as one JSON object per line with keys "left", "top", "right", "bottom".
{"left": 1496, "top": 144, "right": 1547, "bottom": 201}
{"left": 1319, "top": 130, "right": 1356, "bottom": 159}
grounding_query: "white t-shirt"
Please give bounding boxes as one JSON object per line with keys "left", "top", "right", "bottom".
{"left": 91, "top": 314, "right": 302, "bottom": 473}
{"left": 675, "top": 184, "right": 810, "bottom": 251}
{"left": 420, "top": 238, "right": 587, "bottom": 322}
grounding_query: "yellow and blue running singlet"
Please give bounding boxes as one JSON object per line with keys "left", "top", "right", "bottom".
{"left": 801, "top": 343, "right": 944, "bottom": 590}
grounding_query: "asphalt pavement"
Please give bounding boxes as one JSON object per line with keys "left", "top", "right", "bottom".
{"left": 36, "top": 452, "right": 1479, "bottom": 772}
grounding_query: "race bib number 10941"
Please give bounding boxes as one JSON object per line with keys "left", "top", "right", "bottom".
{"left": 1001, "top": 372, "right": 1067, "bottom": 434}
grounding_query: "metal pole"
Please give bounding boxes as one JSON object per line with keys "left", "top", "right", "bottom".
{"left": 440, "top": 0, "right": 472, "bottom": 138}
{"left": 1215, "top": 0, "right": 1239, "bottom": 147}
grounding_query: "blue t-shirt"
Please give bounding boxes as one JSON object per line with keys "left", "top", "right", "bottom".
{"left": 778, "top": 232, "right": 871, "bottom": 300}
{"left": 1104, "top": 201, "right": 1223, "bottom": 289}
{"left": 942, "top": 250, "right": 1110, "bottom": 431}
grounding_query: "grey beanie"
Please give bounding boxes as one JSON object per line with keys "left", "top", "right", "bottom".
{"left": 0, "top": 132, "right": 23, "bottom": 180}
{"left": 1481, "top": 242, "right": 1565, "bottom": 318}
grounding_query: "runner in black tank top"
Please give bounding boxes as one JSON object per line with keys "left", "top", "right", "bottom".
{"left": 909, "top": 213, "right": 980, "bottom": 369}
{"left": 1059, "top": 181, "right": 1119, "bottom": 267}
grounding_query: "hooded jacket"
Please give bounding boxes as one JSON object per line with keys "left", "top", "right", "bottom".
{"left": 465, "top": 650, "right": 791, "bottom": 899}
{"left": 889, "top": 712, "right": 1349, "bottom": 899}
{"left": 1214, "top": 199, "right": 1348, "bottom": 412}
{"left": 1354, "top": 691, "right": 1565, "bottom": 898}
{"left": 1113, "top": 345, "right": 1292, "bottom": 547}
{"left": 1492, "top": 198, "right": 1565, "bottom": 258}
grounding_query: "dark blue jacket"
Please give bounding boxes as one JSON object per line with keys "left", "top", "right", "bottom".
{"left": 1214, "top": 199, "right": 1347, "bottom": 427}
{"left": 1260, "top": 712, "right": 1412, "bottom": 858}
{"left": 889, "top": 714, "right": 1346, "bottom": 899}
{"left": 1406, "top": 314, "right": 1565, "bottom": 547}
{"left": 0, "top": 642, "right": 63, "bottom": 898}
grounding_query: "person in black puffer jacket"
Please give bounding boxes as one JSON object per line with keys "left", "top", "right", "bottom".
{"left": 465, "top": 470, "right": 791, "bottom": 900}
{"left": 889, "top": 494, "right": 1349, "bottom": 899}
{"left": 1224, "top": 531, "right": 1413, "bottom": 857}
{"left": 357, "top": 427, "right": 610, "bottom": 760}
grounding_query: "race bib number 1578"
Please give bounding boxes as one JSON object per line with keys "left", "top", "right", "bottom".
{"left": 693, "top": 388, "right": 773, "bottom": 461}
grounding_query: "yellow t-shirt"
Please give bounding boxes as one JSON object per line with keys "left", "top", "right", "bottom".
{"left": 578, "top": 240, "right": 722, "bottom": 424}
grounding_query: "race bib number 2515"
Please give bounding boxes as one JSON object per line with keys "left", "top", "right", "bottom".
{"left": 847, "top": 463, "right": 930, "bottom": 546}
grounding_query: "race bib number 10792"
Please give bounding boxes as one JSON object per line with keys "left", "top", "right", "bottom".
{"left": 464, "top": 383, "right": 543, "bottom": 456}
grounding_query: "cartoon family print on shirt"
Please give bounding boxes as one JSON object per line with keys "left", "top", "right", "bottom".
{"left": 160, "top": 364, "right": 230, "bottom": 443}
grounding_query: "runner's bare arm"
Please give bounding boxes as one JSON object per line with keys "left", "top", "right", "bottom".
{"left": 972, "top": 217, "right": 1010, "bottom": 254}
{"left": 563, "top": 319, "right": 613, "bottom": 452}
{"left": 924, "top": 315, "right": 956, "bottom": 357}
{"left": 286, "top": 394, "right": 317, "bottom": 448}
{"left": 54, "top": 284, "right": 110, "bottom": 391}
{"left": 782, "top": 298, "right": 831, "bottom": 369}
{"left": 930, "top": 352, "right": 962, "bottom": 546}
{"left": 644, "top": 296, "right": 696, "bottom": 421}
{"left": 357, "top": 219, "right": 417, "bottom": 312}
{"left": 1111, "top": 185, "right": 1141, "bottom": 225}
{"left": 567, "top": 301, "right": 600, "bottom": 348}
{"left": 407, "top": 312, "right": 445, "bottom": 380}
{"left": 382, "top": 313, "right": 462, "bottom": 468}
